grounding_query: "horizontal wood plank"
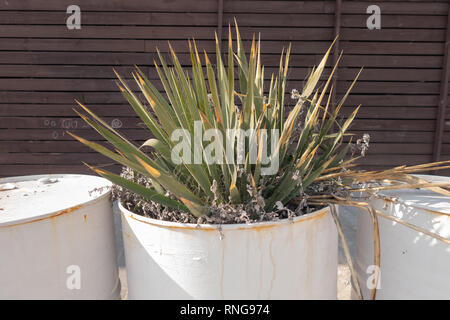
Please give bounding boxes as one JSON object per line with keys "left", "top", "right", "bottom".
{"left": 0, "top": 26, "right": 445, "bottom": 42}
{"left": 0, "top": 39, "right": 444, "bottom": 55}
{"left": 0, "top": 164, "right": 121, "bottom": 178}
{"left": 0, "top": 65, "right": 443, "bottom": 82}
{"left": 0, "top": 0, "right": 218, "bottom": 12}
{"left": 0, "top": 117, "right": 439, "bottom": 131}
{"left": 0, "top": 141, "right": 436, "bottom": 155}
{"left": 1, "top": 105, "right": 441, "bottom": 119}
{"left": 0, "top": 0, "right": 448, "bottom": 177}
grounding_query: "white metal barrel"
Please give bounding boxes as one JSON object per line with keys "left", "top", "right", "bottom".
{"left": 354, "top": 175, "right": 450, "bottom": 299}
{"left": 120, "top": 202, "right": 338, "bottom": 299}
{"left": 0, "top": 174, "right": 120, "bottom": 299}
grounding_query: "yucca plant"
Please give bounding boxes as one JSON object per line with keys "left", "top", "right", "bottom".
{"left": 70, "top": 23, "right": 450, "bottom": 299}
{"left": 69, "top": 24, "right": 361, "bottom": 217}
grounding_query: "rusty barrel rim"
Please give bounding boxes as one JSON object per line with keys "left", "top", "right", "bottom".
{"left": 0, "top": 174, "right": 112, "bottom": 227}
{"left": 118, "top": 200, "right": 330, "bottom": 231}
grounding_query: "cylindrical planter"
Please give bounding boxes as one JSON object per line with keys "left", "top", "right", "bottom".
{"left": 120, "top": 202, "right": 338, "bottom": 299}
{"left": 354, "top": 175, "right": 450, "bottom": 299}
{"left": 0, "top": 174, "right": 120, "bottom": 299}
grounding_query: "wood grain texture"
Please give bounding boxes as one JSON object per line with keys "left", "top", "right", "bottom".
{"left": 1, "top": 0, "right": 449, "bottom": 177}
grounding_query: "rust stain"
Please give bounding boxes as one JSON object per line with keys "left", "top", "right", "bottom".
{"left": 235, "top": 208, "right": 329, "bottom": 232}
{"left": 0, "top": 204, "right": 83, "bottom": 228}
{"left": 126, "top": 207, "right": 329, "bottom": 232}
{"left": 267, "top": 232, "right": 276, "bottom": 299}
{"left": 220, "top": 238, "right": 225, "bottom": 299}
{"left": 83, "top": 214, "right": 87, "bottom": 222}
{"left": 257, "top": 234, "right": 263, "bottom": 299}
{"left": 50, "top": 205, "right": 83, "bottom": 219}
{"left": 382, "top": 198, "right": 395, "bottom": 205}
{"left": 127, "top": 213, "right": 217, "bottom": 231}
{"left": 305, "top": 225, "right": 313, "bottom": 295}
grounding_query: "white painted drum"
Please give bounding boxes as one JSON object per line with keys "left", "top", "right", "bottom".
{"left": 354, "top": 175, "right": 450, "bottom": 299}
{"left": 0, "top": 174, "right": 120, "bottom": 299}
{"left": 120, "top": 202, "right": 338, "bottom": 300}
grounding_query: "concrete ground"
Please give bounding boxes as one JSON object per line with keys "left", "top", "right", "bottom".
{"left": 336, "top": 205, "right": 358, "bottom": 300}
{"left": 113, "top": 203, "right": 358, "bottom": 300}
{"left": 112, "top": 203, "right": 128, "bottom": 300}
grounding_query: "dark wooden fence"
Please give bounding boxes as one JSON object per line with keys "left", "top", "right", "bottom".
{"left": 0, "top": 0, "right": 449, "bottom": 177}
